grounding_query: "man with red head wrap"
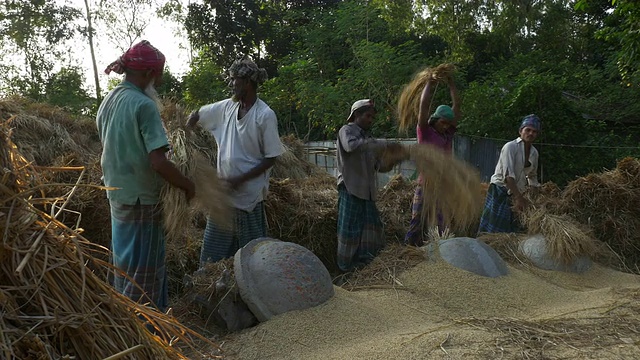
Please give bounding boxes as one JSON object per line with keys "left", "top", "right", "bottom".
{"left": 97, "top": 40, "right": 194, "bottom": 312}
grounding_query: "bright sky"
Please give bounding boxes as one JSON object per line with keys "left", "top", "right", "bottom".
{"left": 66, "top": 0, "right": 192, "bottom": 94}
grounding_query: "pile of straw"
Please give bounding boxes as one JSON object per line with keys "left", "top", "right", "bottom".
{"left": 271, "top": 134, "right": 328, "bottom": 180}
{"left": 339, "top": 244, "right": 426, "bottom": 290}
{"left": 520, "top": 202, "right": 603, "bottom": 264}
{"left": 397, "top": 63, "right": 456, "bottom": 132}
{"left": 265, "top": 176, "right": 340, "bottom": 272}
{"left": 407, "top": 143, "right": 484, "bottom": 233}
{"left": 377, "top": 174, "right": 416, "bottom": 242}
{"left": 559, "top": 157, "right": 640, "bottom": 271}
{"left": 0, "top": 98, "right": 109, "bottom": 247}
{"left": 0, "top": 117, "right": 218, "bottom": 359}
{"left": 160, "top": 104, "right": 232, "bottom": 243}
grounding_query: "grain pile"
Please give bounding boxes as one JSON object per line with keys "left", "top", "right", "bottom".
{"left": 0, "top": 116, "right": 218, "bottom": 359}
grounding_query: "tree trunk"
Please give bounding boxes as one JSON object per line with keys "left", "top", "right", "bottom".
{"left": 84, "top": 0, "right": 102, "bottom": 103}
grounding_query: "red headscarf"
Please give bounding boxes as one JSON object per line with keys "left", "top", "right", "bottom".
{"left": 104, "top": 40, "right": 165, "bottom": 75}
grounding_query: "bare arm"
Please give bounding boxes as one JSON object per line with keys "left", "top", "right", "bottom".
{"left": 186, "top": 110, "right": 200, "bottom": 129}
{"left": 149, "top": 148, "right": 195, "bottom": 200}
{"left": 505, "top": 176, "right": 527, "bottom": 213}
{"left": 417, "top": 78, "right": 435, "bottom": 128}
{"left": 448, "top": 76, "right": 460, "bottom": 126}
{"left": 227, "top": 157, "right": 277, "bottom": 190}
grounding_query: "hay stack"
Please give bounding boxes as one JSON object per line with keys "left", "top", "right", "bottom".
{"left": 0, "top": 117, "right": 217, "bottom": 359}
{"left": 265, "top": 176, "right": 339, "bottom": 272}
{"left": 0, "top": 98, "right": 109, "bottom": 247}
{"left": 407, "top": 143, "right": 484, "bottom": 233}
{"left": 397, "top": 63, "right": 456, "bottom": 132}
{"left": 271, "top": 134, "right": 328, "bottom": 180}
{"left": 560, "top": 158, "right": 640, "bottom": 270}
{"left": 377, "top": 174, "right": 416, "bottom": 242}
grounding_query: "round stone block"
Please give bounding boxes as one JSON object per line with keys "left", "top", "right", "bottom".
{"left": 425, "top": 237, "right": 509, "bottom": 278}
{"left": 234, "top": 237, "right": 335, "bottom": 322}
{"left": 519, "top": 234, "right": 592, "bottom": 273}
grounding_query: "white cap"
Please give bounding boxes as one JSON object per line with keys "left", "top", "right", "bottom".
{"left": 347, "top": 99, "right": 375, "bottom": 122}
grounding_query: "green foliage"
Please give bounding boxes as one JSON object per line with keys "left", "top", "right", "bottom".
{"left": 181, "top": 54, "right": 229, "bottom": 108}
{"left": 44, "top": 67, "right": 92, "bottom": 115}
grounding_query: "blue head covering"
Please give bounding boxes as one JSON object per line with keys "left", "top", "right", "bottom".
{"left": 519, "top": 114, "right": 541, "bottom": 132}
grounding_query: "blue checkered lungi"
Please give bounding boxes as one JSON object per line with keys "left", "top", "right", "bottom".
{"left": 337, "top": 184, "right": 385, "bottom": 272}
{"left": 200, "top": 201, "right": 267, "bottom": 266}
{"left": 110, "top": 200, "right": 168, "bottom": 311}
{"left": 478, "top": 183, "right": 521, "bottom": 234}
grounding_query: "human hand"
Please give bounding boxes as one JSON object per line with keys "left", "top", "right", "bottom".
{"left": 512, "top": 195, "right": 529, "bottom": 213}
{"left": 185, "top": 180, "right": 196, "bottom": 202}
{"left": 225, "top": 176, "right": 244, "bottom": 191}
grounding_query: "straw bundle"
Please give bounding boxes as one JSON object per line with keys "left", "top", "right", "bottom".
{"left": 407, "top": 143, "right": 484, "bottom": 233}
{"left": 0, "top": 118, "right": 218, "bottom": 359}
{"left": 520, "top": 203, "right": 602, "bottom": 264}
{"left": 397, "top": 63, "right": 456, "bottom": 132}
{"left": 161, "top": 127, "right": 232, "bottom": 243}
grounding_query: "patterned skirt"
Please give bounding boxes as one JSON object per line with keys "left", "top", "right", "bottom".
{"left": 337, "top": 184, "right": 385, "bottom": 272}
{"left": 477, "top": 183, "right": 521, "bottom": 234}
{"left": 404, "top": 186, "right": 444, "bottom": 246}
{"left": 200, "top": 201, "right": 267, "bottom": 266}
{"left": 110, "top": 200, "right": 167, "bottom": 311}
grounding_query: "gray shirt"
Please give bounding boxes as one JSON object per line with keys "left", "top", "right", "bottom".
{"left": 336, "top": 123, "right": 382, "bottom": 201}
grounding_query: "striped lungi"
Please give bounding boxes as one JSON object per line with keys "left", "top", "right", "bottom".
{"left": 110, "top": 200, "right": 168, "bottom": 311}
{"left": 337, "top": 184, "right": 385, "bottom": 272}
{"left": 200, "top": 201, "right": 267, "bottom": 266}
{"left": 404, "top": 185, "right": 444, "bottom": 247}
{"left": 477, "top": 183, "right": 521, "bottom": 234}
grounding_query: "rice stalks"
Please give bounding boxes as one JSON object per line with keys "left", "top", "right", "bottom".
{"left": 162, "top": 127, "right": 232, "bottom": 244}
{"left": 397, "top": 63, "right": 456, "bottom": 132}
{"left": 408, "top": 143, "right": 483, "bottom": 234}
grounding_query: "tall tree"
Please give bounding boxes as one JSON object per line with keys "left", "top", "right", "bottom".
{"left": 82, "top": 0, "right": 102, "bottom": 103}
{"left": 0, "top": 0, "right": 80, "bottom": 99}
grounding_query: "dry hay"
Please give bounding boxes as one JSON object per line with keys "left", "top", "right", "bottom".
{"left": 173, "top": 258, "right": 237, "bottom": 331}
{"left": 271, "top": 134, "right": 328, "bottom": 180}
{"left": 397, "top": 63, "right": 456, "bottom": 132}
{"left": 409, "top": 143, "right": 483, "bottom": 234}
{"left": 0, "top": 97, "right": 109, "bottom": 248}
{"left": 0, "top": 118, "right": 219, "bottom": 359}
{"left": 377, "top": 174, "right": 416, "bottom": 242}
{"left": 458, "top": 288, "right": 640, "bottom": 359}
{"left": 560, "top": 158, "right": 640, "bottom": 271}
{"left": 161, "top": 116, "right": 233, "bottom": 243}
{"left": 339, "top": 244, "right": 426, "bottom": 290}
{"left": 265, "top": 176, "right": 340, "bottom": 272}
{"left": 520, "top": 201, "right": 604, "bottom": 265}
{"left": 477, "top": 233, "right": 529, "bottom": 266}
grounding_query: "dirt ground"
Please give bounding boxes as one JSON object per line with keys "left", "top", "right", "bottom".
{"left": 215, "top": 259, "right": 640, "bottom": 360}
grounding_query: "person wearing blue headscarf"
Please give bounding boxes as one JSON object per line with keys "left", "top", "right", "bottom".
{"left": 478, "top": 114, "right": 542, "bottom": 234}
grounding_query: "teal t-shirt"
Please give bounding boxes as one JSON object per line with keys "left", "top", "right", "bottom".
{"left": 96, "top": 81, "right": 169, "bottom": 205}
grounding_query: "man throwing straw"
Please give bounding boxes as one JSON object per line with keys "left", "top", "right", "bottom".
{"left": 97, "top": 40, "right": 195, "bottom": 311}
{"left": 187, "top": 57, "right": 284, "bottom": 266}
{"left": 478, "top": 114, "right": 541, "bottom": 234}
{"left": 336, "top": 99, "right": 403, "bottom": 272}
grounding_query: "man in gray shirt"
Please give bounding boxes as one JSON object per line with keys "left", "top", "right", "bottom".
{"left": 336, "top": 99, "right": 405, "bottom": 272}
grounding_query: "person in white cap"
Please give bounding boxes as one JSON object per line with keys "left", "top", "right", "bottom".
{"left": 335, "top": 99, "right": 404, "bottom": 272}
